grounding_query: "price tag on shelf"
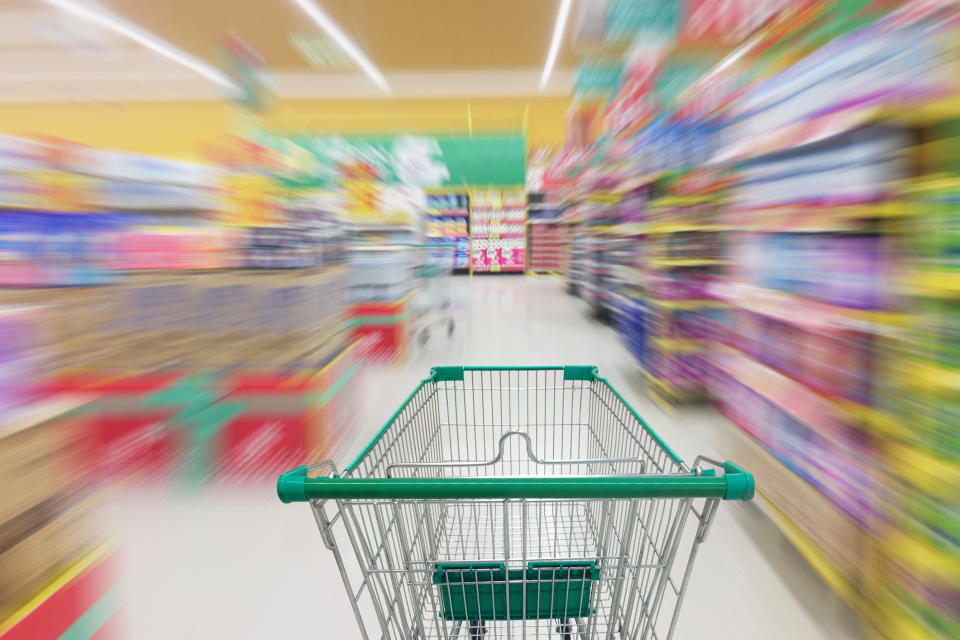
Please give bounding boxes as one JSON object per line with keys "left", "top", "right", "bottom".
{"left": 492, "top": 266, "right": 501, "bottom": 272}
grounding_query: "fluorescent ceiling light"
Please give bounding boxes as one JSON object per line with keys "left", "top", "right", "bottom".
{"left": 43, "top": 0, "right": 237, "bottom": 90}
{"left": 706, "top": 40, "right": 754, "bottom": 79}
{"left": 676, "top": 38, "right": 758, "bottom": 104}
{"left": 540, "top": 0, "right": 572, "bottom": 90}
{"left": 290, "top": 0, "right": 390, "bottom": 92}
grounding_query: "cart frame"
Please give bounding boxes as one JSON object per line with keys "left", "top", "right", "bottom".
{"left": 279, "top": 366, "right": 753, "bottom": 640}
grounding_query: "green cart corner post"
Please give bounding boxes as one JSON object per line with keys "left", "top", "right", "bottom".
{"left": 277, "top": 366, "right": 754, "bottom": 640}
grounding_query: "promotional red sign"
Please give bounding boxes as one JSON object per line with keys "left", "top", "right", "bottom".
{"left": 215, "top": 415, "right": 306, "bottom": 483}
{"left": 91, "top": 412, "right": 181, "bottom": 482}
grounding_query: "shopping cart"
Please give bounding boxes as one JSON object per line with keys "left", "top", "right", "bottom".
{"left": 411, "top": 243, "right": 456, "bottom": 347}
{"left": 278, "top": 366, "right": 754, "bottom": 640}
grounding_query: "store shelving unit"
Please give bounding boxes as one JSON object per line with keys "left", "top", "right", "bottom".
{"left": 874, "top": 174, "right": 960, "bottom": 639}
{"left": 526, "top": 194, "right": 566, "bottom": 275}
{"left": 563, "top": 197, "right": 615, "bottom": 314}
{"left": 693, "top": 13, "right": 960, "bottom": 631}
{"left": 702, "top": 120, "right": 910, "bottom": 630}
{"left": 551, "top": 2, "right": 960, "bottom": 636}
{"left": 470, "top": 188, "right": 526, "bottom": 274}
{"left": 425, "top": 191, "right": 470, "bottom": 272}
{"left": 637, "top": 182, "right": 729, "bottom": 406}
{"left": 0, "top": 135, "right": 362, "bottom": 490}
{"left": 527, "top": 218, "right": 566, "bottom": 275}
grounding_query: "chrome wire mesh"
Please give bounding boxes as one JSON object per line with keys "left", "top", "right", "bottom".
{"left": 311, "top": 369, "right": 719, "bottom": 640}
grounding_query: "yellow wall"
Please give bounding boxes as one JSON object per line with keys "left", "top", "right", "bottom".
{"left": 0, "top": 96, "right": 569, "bottom": 160}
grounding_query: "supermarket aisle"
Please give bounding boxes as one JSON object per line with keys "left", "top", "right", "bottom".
{"left": 105, "top": 275, "right": 862, "bottom": 639}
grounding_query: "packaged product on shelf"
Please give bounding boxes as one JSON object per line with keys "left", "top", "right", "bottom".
{"left": 712, "top": 374, "right": 878, "bottom": 528}
{"left": 797, "top": 329, "right": 874, "bottom": 405}
{"left": 717, "top": 414, "right": 869, "bottom": 585}
{"left": 348, "top": 247, "right": 413, "bottom": 303}
{"left": 0, "top": 307, "right": 48, "bottom": 413}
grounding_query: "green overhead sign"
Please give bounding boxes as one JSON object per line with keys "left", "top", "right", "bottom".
{"left": 264, "top": 134, "right": 526, "bottom": 188}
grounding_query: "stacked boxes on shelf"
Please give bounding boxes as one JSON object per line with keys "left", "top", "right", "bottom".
{"left": 426, "top": 192, "right": 470, "bottom": 271}
{"left": 471, "top": 189, "right": 526, "bottom": 273}
{"left": 0, "top": 266, "right": 348, "bottom": 375}
{"left": 565, "top": 196, "right": 621, "bottom": 313}
{"left": 526, "top": 196, "right": 566, "bottom": 275}
{"left": 607, "top": 188, "right": 648, "bottom": 367}
{"left": 639, "top": 177, "right": 729, "bottom": 404}
{"left": 0, "top": 307, "right": 48, "bottom": 413}
{"left": 0, "top": 137, "right": 110, "bottom": 287}
{"left": 347, "top": 247, "right": 413, "bottom": 363}
{"left": 586, "top": 196, "right": 630, "bottom": 316}
{"left": 564, "top": 208, "right": 588, "bottom": 296}
{"left": 527, "top": 220, "right": 566, "bottom": 274}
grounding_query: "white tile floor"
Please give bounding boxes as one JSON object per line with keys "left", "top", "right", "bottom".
{"left": 104, "top": 275, "right": 863, "bottom": 639}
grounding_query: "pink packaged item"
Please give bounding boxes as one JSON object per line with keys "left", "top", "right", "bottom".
{"left": 0, "top": 306, "right": 47, "bottom": 412}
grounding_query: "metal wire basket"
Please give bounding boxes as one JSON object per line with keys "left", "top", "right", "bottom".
{"left": 278, "top": 366, "right": 754, "bottom": 640}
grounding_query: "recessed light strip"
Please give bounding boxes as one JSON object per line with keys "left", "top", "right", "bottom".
{"left": 290, "top": 0, "right": 390, "bottom": 92}
{"left": 43, "top": 0, "right": 237, "bottom": 90}
{"left": 540, "top": 0, "right": 573, "bottom": 90}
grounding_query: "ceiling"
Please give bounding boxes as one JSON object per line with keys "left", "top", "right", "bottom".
{"left": 0, "top": 0, "right": 581, "bottom": 101}
{"left": 111, "top": 0, "right": 580, "bottom": 71}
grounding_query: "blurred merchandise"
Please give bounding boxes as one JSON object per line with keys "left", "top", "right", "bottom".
{"left": 0, "top": 544, "right": 122, "bottom": 640}
{"left": 0, "top": 397, "right": 107, "bottom": 626}
{"left": 238, "top": 214, "right": 344, "bottom": 270}
{"left": 347, "top": 242, "right": 415, "bottom": 364}
{"left": 527, "top": 218, "right": 566, "bottom": 275}
{"left": 212, "top": 341, "right": 363, "bottom": 484}
{"left": 0, "top": 307, "right": 48, "bottom": 413}
{"left": 471, "top": 188, "right": 527, "bottom": 273}
{"left": 39, "top": 340, "right": 362, "bottom": 487}
{"left": 4, "top": 0, "right": 960, "bottom": 636}
{"left": 348, "top": 245, "right": 413, "bottom": 304}
{"left": 549, "top": 2, "right": 960, "bottom": 638}
{"left": 526, "top": 193, "right": 567, "bottom": 275}
{"left": 0, "top": 130, "right": 364, "bottom": 497}
{"left": 348, "top": 297, "right": 409, "bottom": 364}
{"left": 425, "top": 191, "right": 470, "bottom": 271}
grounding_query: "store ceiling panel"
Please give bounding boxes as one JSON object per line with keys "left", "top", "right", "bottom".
{"left": 0, "top": 0, "right": 577, "bottom": 100}
{"left": 109, "top": 0, "right": 579, "bottom": 72}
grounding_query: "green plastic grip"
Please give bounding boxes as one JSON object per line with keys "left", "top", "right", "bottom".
{"left": 277, "top": 466, "right": 309, "bottom": 503}
{"left": 431, "top": 366, "right": 464, "bottom": 381}
{"left": 276, "top": 464, "right": 755, "bottom": 503}
{"left": 563, "top": 366, "right": 598, "bottom": 381}
{"left": 722, "top": 461, "right": 755, "bottom": 500}
{"left": 429, "top": 366, "right": 597, "bottom": 382}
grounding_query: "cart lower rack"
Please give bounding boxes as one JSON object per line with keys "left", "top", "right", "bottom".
{"left": 279, "top": 366, "right": 754, "bottom": 640}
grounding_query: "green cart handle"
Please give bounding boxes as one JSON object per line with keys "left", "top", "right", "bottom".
{"left": 277, "top": 463, "right": 754, "bottom": 503}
